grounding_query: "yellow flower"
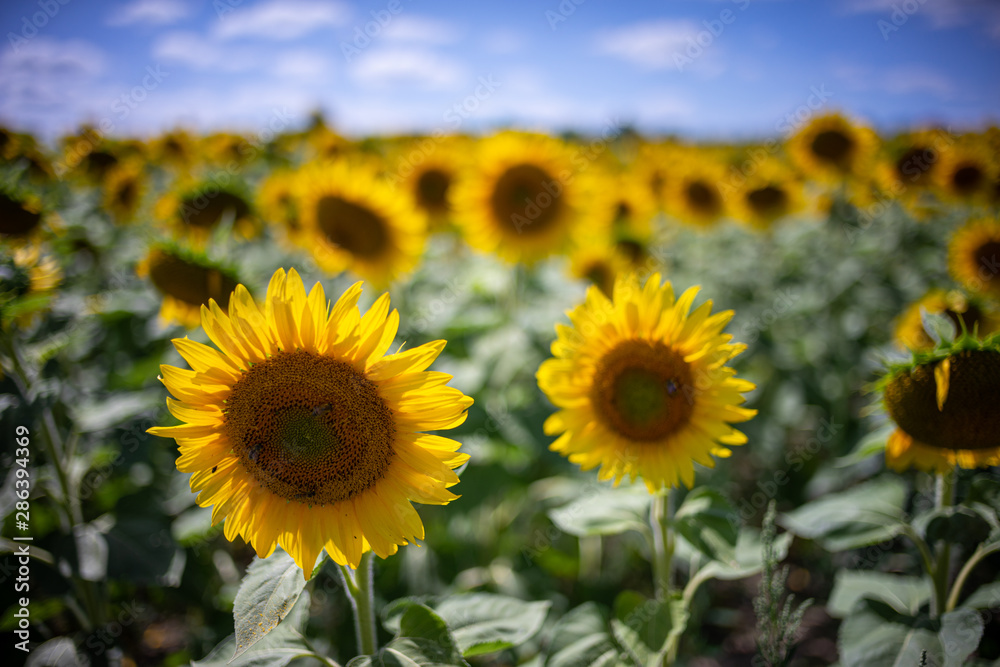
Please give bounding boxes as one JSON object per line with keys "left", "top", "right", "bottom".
{"left": 102, "top": 159, "right": 147, "bottom": 223}
{"left": 452, "top": 132, "right": 589, "bottom": 264}
{"left": 0, "top": 245, "right": 61, "bottom": 328}
{"left": 894, "top": 289, "right": 999, "bottom": 351}
{"left": 296, "top": 160, "right": 426, "bottom": 287}
{"left": 151, "top": 129, "right": 199, "bottom": 170}
{"left": 883, "top": 344, "right": 1000, "bottom": 472}
{"left": 148, "top": 268, "right": 472, "bottom": 576}
{"left": 567, "top": 241, "right": 632, "bottom": 298}
{"left": 137, "top": 246, "right": 241, "bottom": 329}
{"left": 663, "top": 152, "right": 729, "bottom": 227}
{"left": 0, "top": 185, "right": 46, "bottom": 246}
{"left": 536, "top": 273, "right": 756, "bottom": 491}
{"left": 948, "top": 219, "right": 1000, "bottom": 301}
{"left": 155, "top": 177, "right": 259, "bottom": 246}
{"left": 935, "top": 144, "right": 996, "bottom": 203}
{"left": 258, "top": 169, "right": 304, "bottom": 247}
{"left": 390, "top": 140, "right": 468, "bottom": 230}
{"left": 728, "top": 160, "right": 805, "bottom": 231}
{"left": 786, "top": 113, "right": 878, "bottom": 181}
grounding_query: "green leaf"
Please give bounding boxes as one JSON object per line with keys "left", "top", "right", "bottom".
{"left": 548, "top": 486, "right": 651, "bottom": 538}
{"left": 231, "top": 547, "right": 315, "bottom": 662}
{"left": 104, "top": 518, "right": 179, "bottom": 583}
{"left": 25, "top": 637, "right": 85, "bottom": 667}
{"left": 695, "top": 527, "right": 791, "bottom": 582}
{"left": 838, "top": 599, "right": 983, "bottom": 667}
{"left": 672, "top": 487, "right": 739, "bottom": 562}
{"left": 433, "top": 593, "right": 550, "bottom": 657}
{"left": 835, "top": 424, "right": 893, "bottom": 468}
{"left": 192, "top": 592, "right": 313, "bottom": 667}
{"left": 780, "top": 476, "right": 907, "bottom": 551}
{"left": 545, "top": 603, "right": 625, "bottom": 667}
{"left": 959, "top": 581, "right": 1000, "bottom": 610}
{"left": 352, "top": 605, "right": 469, "bottom": 667}
{"left": 923, "top": 506, "right": 993, "bottom": 552}
{"left": 827, "top": 571, "right": 932, "bottom": 618}
{"left": 609, "top": 592, "right": 687, "bottom": 667}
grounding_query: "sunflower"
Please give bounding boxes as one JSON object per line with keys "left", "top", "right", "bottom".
{"left": 536, "top": 272, "right": 757, "bottom": 490}
{"left": 155, "top": 177, "right": 259, "bottom": 246}
{"left": 728, "top": 160, "right": 805, "bottom": 231}
{"left": 391, "top": 141, "right": 467, "bottom": 230}
{"left": 631, "top": 142, "right": 677, "bottom": 211}
{"left": 152, "top": 129, "right": 199, "bottom": 170}
{"left": 786, "top": 113, "right": 878, "bottom": 181}
{"left": 0, "top": 245, "right": 61, "bottom": 328}
{"left": 0, "top": 184, "right": 46, "bottom": 246}
{"left": 882, "top": 129, "right": 950, "bottom": 191}
{"left": 894, "top": 289, "right": 999, "bottom": 351}
{"left": 148, "top": 268, "right": 472, "bottom": 576}
{"left": 452, "top": 132, "right": 589, "bottom": 264}
{"left": 935, "top": 144, "right": 996, "bottom": 203}
{"left": 137, "top": 245, "right": 242, "bottom": 329}
{"left": 567, "top": 240, "right": 632, "bottom": 298}
{"left": 296, "top": 160, "right": 426, "bottom": 286}
{"left": 201, "top": 132, "right": 251, "bottom": 166}
{"left": 882, "top": 337, "right": 1000, "bottom": 472}
{"left": 948, "top": 219, "right": 1000, "bottom": 301}
{"left": 258, "top": 170, "right": 304, "bottom": 247}
{"left": 663, "top": 152, "right": 729, "bottom": 227}
{"left": 101, "top": 160, "right": 147, "bottom": 223}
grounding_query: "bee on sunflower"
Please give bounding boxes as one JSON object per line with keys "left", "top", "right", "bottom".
{"left": 948, "top": 219, "right": 1000, "bottom": 302}
{"left": 786, "top": 113, "right": 878, "bottom": 182}
{"left": 536, "top": 272, "right": 757, "bottom": 491}
{"left": 452, "top": 131, "right": 592, "bottom": 264}
{"left": 148, "top": 267, "right": 472, "bottom": 576}
{"left": 137, "top": 244, "right": 242, "bottom": 329}
{"left": 295, "top": 160, "right": 426, "bottom": 287}
{"left": 880, "top": 333, "right": 1000, "bottom": 473}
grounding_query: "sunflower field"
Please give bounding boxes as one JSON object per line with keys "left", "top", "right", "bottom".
{"left": 1, "top": 113, "right": 1000, "bottom": 667}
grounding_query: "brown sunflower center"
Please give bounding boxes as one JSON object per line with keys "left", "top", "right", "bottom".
{"left": 85, "top": 151, "right": 118, "bottom": 180}
{"left": 884, "top": 350, "right": 1000, "bottom": 451}
{"left": 147, "top": 249, "right": 238, "bottom": 309}
{"left": 952, "top": 164, "right": 985, "bottom": 194}
{"left": 615, "top": 202, "right": 632, "bottom": 222}
{"left": 316, "top": 195, "right": 389, "bottom": 259}
{"left": 490, "top": 163, "right": 564, "bottom": 235}
{"left": 181, "top": 191, "right": 250, "bottom": 228}
{"left": 115, "top": 179, "right": 138, "bottom": 209}
{"left": 223, "top": 350, "right": 396, "bottom": 504}
{"left": 810, "top": 129, "right": 853, "bottom": 166}
{"left": 685, "top": 180, "right": 722, "bottom": 217}
{"left": 0, "top": 193, "right": 41, "bottom": 237}
{"left": 746, "top": 185, "right": 788, "bottom": 218}
{"left": 583, "top": 260, "right": 614, "bottom": 297}
{"left": 974, "top": 241, "right": 1000, "bottom": 286}
{"left": 590, "top": 340, "right": 694, "bottom": 441}
{"left": 895, "top": 146, "right": 937, "bottom": 185}
{"left": 415, "top": 168, "right": 451, "bottom": 213}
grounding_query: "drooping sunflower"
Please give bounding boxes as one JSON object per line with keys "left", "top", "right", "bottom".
{"left": 728, "top": 160, "right": 805, "bottom": 231}
{"left": 948, "top": 219, "right": 1000, "bottom": 301}
{"left": 155, "top": 177, "right": 259, "bottom": 246}
{"left": 663, "top": 152, "right": 729, "bottom": 227}
{"left": 894, "top": 289, "right": 999, "bottom": 351}
{"left": 536, "top": 272, "right": 757, "bottom": 490}
{"left": 296, "top": 160, "right": 426, "bottom": 286}
{"left": 881, "top": 336, "right": 1000, "bottom": 472}
{"left": 101, "top": 159, "right": 147, "bottom": 223}
{"left": 148, "top": 268, "right": 472, "bottom": 576}
{"left": 786, "top": 113, "right": 878, "bottom": 181}
{"left": 137, "top": 245, "right": 242, "bottom": 329}
{"left": 0, "top": 245, "right": 61, "bottom": 328}
{"left": 452, "top": 132, "right": 589, "bottom": 264}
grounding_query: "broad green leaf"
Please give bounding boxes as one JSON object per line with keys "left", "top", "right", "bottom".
{"left": 104, "top": 518, "right": 179, "bottom": 584}
{"left": 610, "top": 591, "right": 687, "bottom": 667}
{"left": 545, "top": 603, "right": 624, "bottom": 667}
{"left": 838, "top": 599, "right": 983, "bottom": 667}
{"left": 192, "top": 592, "right": 313, "bottom": 667}
{"left": 827, "top": 571, "right": 931, "bottom": 618}
{"left": 25, "top": 637, "right": 84, "bottom": 667}
{"left": 351, "top": 605, "right": 468, "bottom": 667}
{"left": 548, "top": 486, "right": 652, "bottom": 538}
{"left": 231, "top": 547, "right": 315, "bottom": 661}
{"left": 835, "top": 424, "right": 893, "bottom": 468}
{"left": 434, "top": 593, "right": 550, "bottom": 657}
{"left": 780, "top": 476, "right": 907, "bottom": 551}
{"left": 672, "top": 487, "right": 739, "bottom": 562}
{"left": 959, "top": 581, "right": 1000, "bottom": 610}
{"left": 695, "top": 527, "right": 791, "bottom": 582}
{"left": 922, "top": 506, "right": 993, "bottom": 552}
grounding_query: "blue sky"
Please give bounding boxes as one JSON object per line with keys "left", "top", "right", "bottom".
{"left": 1, "top": 0, "right": 998, "bottom": 141}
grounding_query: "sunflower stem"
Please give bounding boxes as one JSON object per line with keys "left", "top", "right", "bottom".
{"left": 931, "top": 468, "right": 956, "bottom": 618}
{"left": 651, "top": 490, "right": 675, "bottom": 601}
{"left": 351, "top": 552, "right": 378, "bottom": 656}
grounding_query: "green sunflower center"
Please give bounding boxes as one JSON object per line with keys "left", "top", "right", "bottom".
{"left": 0, "top": 193, "right": 42, "bottom": 238}
{"left": 746, "top": 185, "right": 788, "bottom": 218}
{"left": 316, "top": 195, "right": 389, "bottom": 260}
{"left": 884, "top": 350, "right": 1000, "bottom": 451}
{"left": 223, "top": 350, "right": 396, "bottom": 504}
{"left": 147, "top": 249, "right": 238, "bottom": 309}
{"left": 415, "top": 168, "right": 451, "bottom": 213}
{"left": 810, "top": 129, "right": 853, "bottom": 166}
{"left": 181, "top": 191, "right": 250, "bottom": 228}
{"left": 591, "top": 340, "right": 694, "bottom": 441}
{"left": 490, "top": 163, "right": 564, "bottom": 235}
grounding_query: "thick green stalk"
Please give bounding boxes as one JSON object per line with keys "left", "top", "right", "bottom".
{"left": 651, "top": 491, "right": 674, "bottom": 600}
{"left": 931, "top": 469, "right": 956, "bottom": 618}
{"left": 340, "top": 553, "right": 378, "bottom": 656}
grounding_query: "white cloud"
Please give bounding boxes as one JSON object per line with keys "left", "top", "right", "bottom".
{"left": 840, "top": 0, "right": 1000, "bottom": 35}
{"left": 270, "top": 49, "right": 335, "bottom": 81}
{"left": 351, "top": 49, "right": 464, "bottom": 90}
{"left": 0, "top": 38, "right": 105, "bottom": 111}
{"left": 595, "top": 20, "right": 700, "bottom": 70}
{"left": 107, "top": 0, "right": 191, "bottom": 26}
{"left": 380, "top": 16, "right": 461, "bottom": 44}
{"left": 833, "top": 64, "right": 956, "bottom": 98}
{"left": 213, "top": 0, "right": 349, "bottom": 40}
{"left": 152, "top": 31, "right": 260, "bottom": 71}
{"left": 482, "top": 29, "right": 524, "bottom": 55}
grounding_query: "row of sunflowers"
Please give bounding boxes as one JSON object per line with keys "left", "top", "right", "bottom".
{"left": 1, "top": 111, "right": 999, "bottom": 666}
